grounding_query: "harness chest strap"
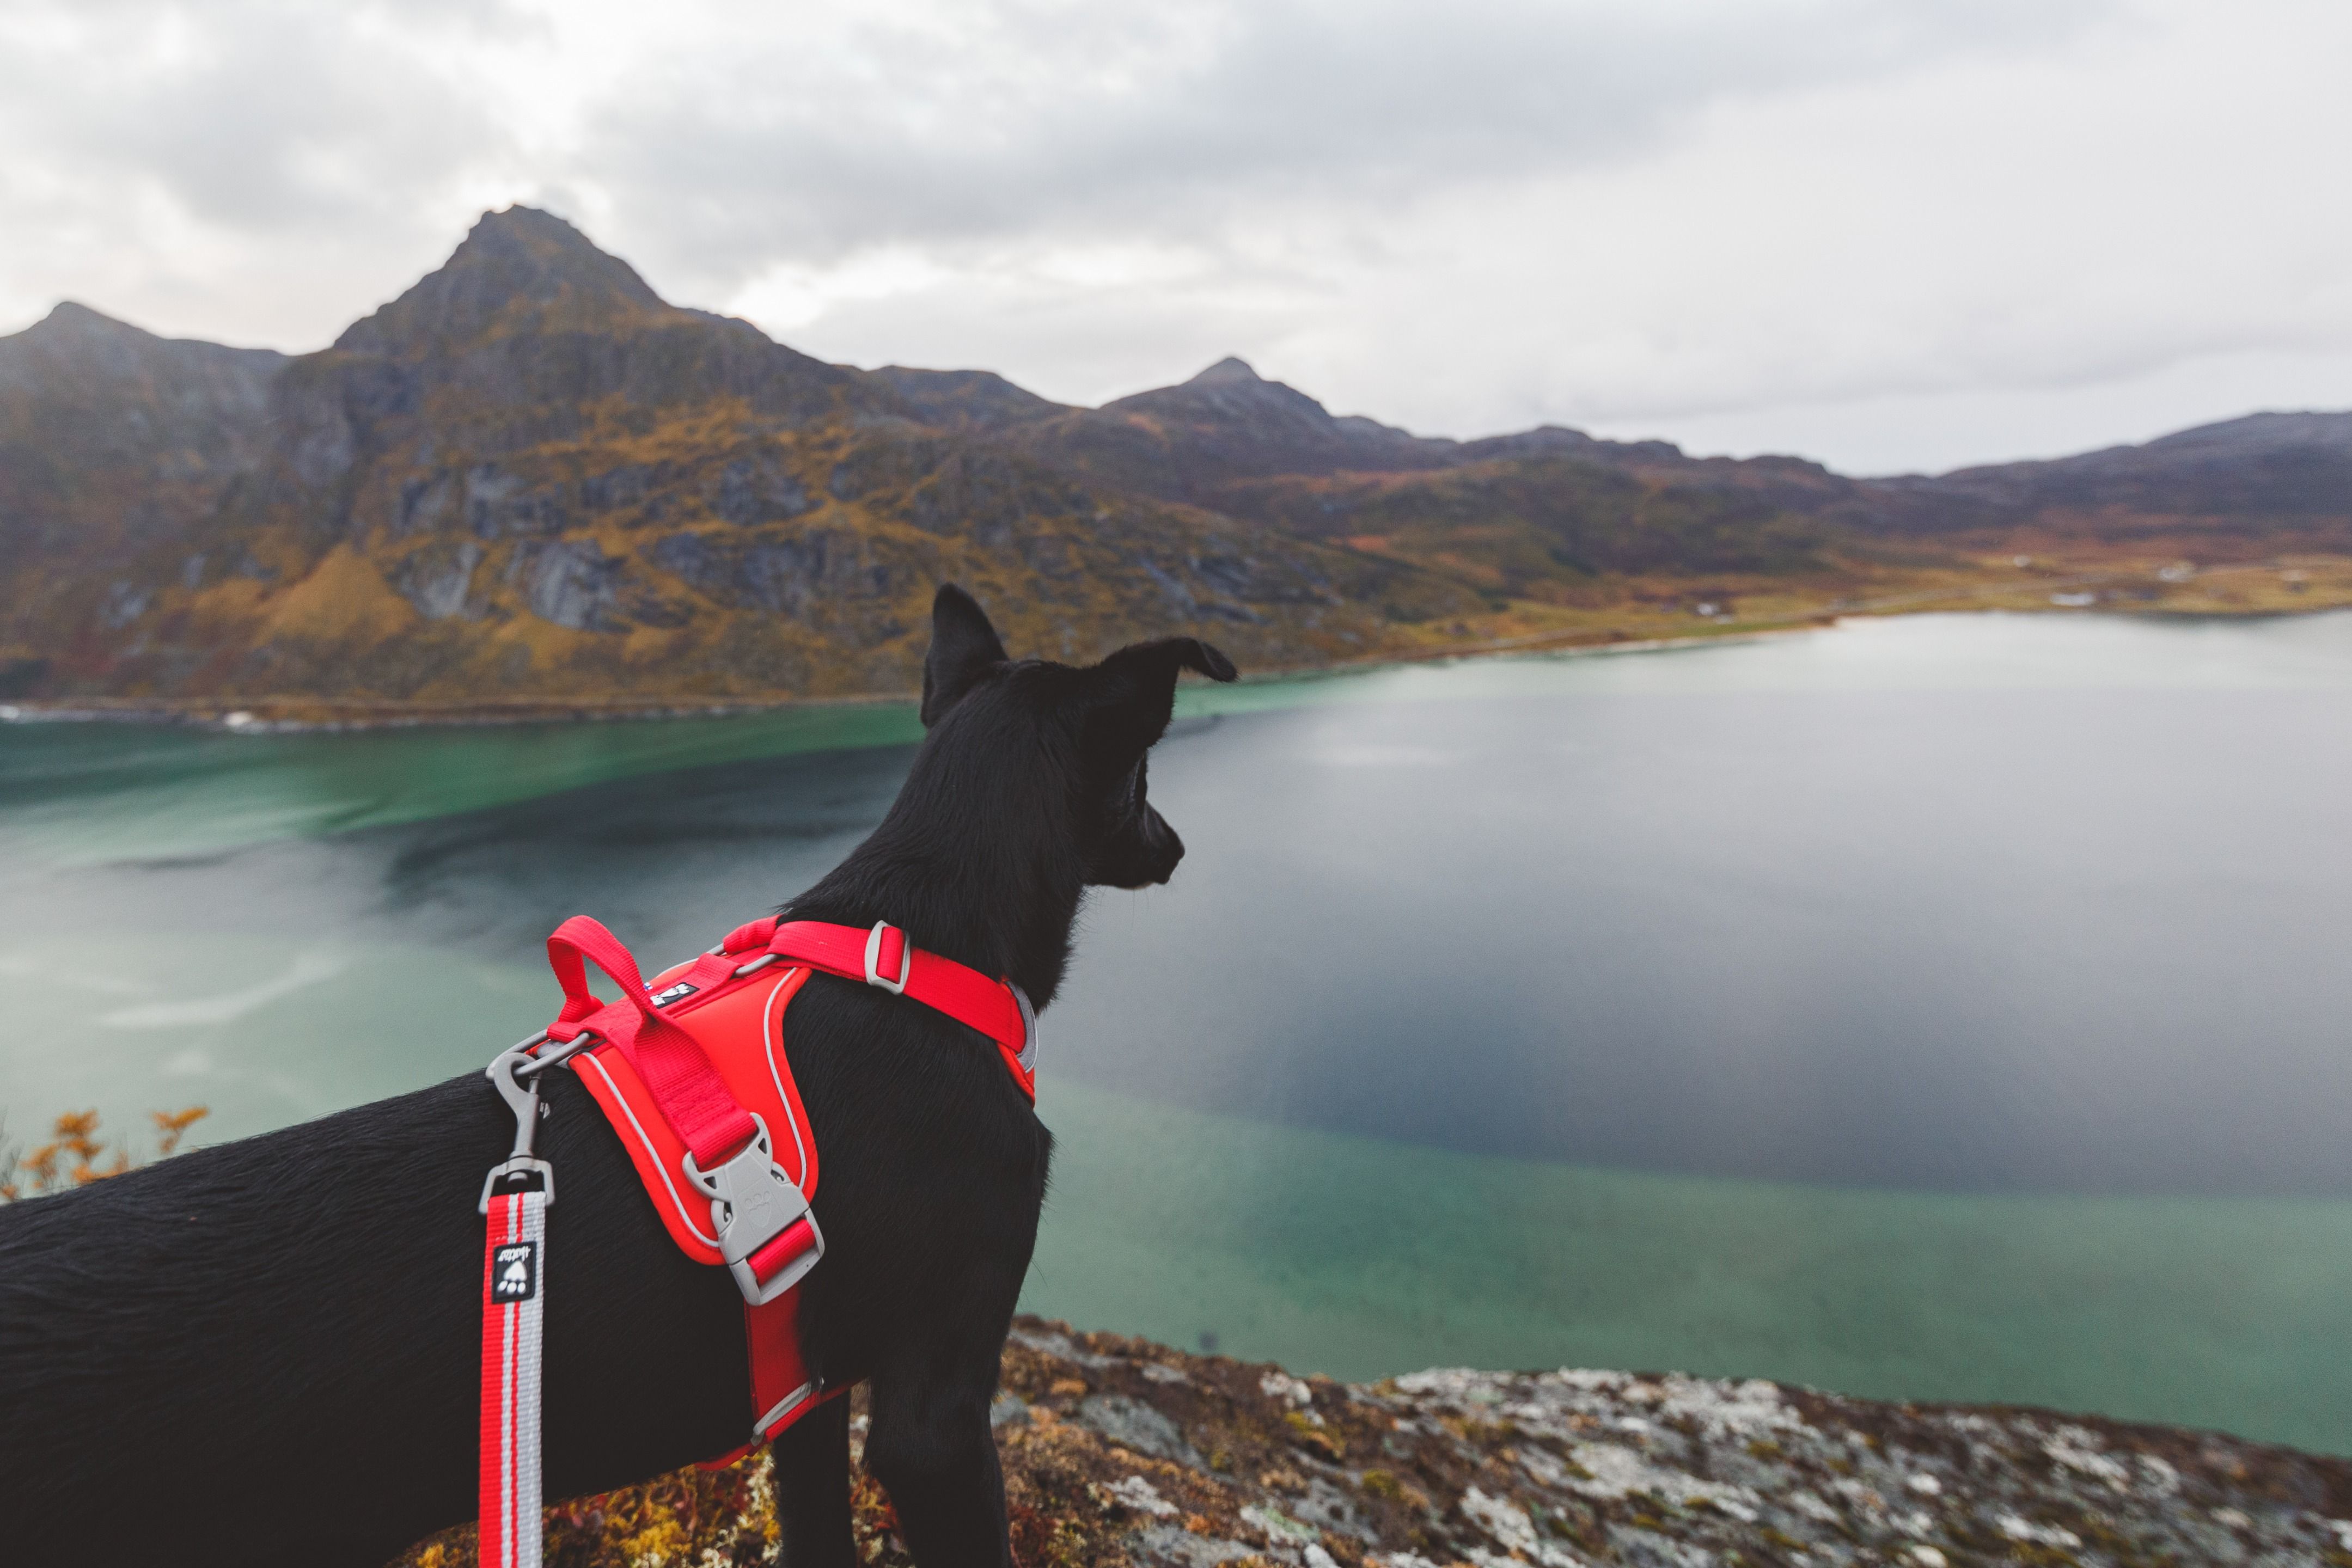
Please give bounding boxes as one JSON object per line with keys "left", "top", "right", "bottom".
{"left": 564, "top": 960, "right": 832, "bottom": 1451}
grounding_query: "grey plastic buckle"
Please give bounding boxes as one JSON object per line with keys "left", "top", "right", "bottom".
{"left": 754, "top": 1380, "right": 820, "bottom": 1440}
{"left": 863, "top": 921, "right": 910, "bottom": 994}
{"left": 681, "top": 1112, "right": 823, "bottom": 1306}
{"left": 1011, "top": 982, "right": 1038, "bottom": 1075}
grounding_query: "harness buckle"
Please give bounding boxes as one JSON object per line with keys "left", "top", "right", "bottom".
{"left": 863, "top": 921, "right": 911, "bottom": 994}
{"left": 681, "top": 1112, "right": 825, "bottom": 1306}
{"left": 1011, "top": 982, "right": 1039, "bottom": 1075}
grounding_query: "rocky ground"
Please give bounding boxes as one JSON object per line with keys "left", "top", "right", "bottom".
{"left": 396, "top": 1315, "right": 2352, "bottom": 1568}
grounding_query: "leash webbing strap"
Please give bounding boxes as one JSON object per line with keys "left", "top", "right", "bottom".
{"left": 480, "top": 1187, "right": 548, "bottom": 1568}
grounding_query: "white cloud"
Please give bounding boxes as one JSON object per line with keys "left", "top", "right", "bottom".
{"left": 1, "top": 0, "right": 2345, "bottom": 472}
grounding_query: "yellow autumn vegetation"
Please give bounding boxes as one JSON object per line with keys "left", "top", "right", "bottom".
{"left": 0, "top": 1106, "right": 207, "bottom": 1201}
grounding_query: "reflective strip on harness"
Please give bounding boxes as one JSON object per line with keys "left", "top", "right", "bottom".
{"left": 479, "top": 1187, "right": 547, "bottom": 1568}
{"left": 571, "top": 967, "right": 817, "bottom": 1266}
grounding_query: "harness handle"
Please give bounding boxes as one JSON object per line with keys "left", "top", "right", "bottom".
{"left": 544, "top": 915, "right": 759, "bottom": 1168}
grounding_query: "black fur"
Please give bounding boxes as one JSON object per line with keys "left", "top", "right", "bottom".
{"left": 0, "top": 585, "right": 1236, "bottom": 1568}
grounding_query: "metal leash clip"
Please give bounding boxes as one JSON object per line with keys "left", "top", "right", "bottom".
{"left": 479, "top": 1036, "right": 572, "bottom": 1214}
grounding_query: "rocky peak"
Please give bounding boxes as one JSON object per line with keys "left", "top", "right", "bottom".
{"left": 25, "top": 300, "right": 151, "bottom": 344}
{"left": 333, "top": 205, "right": 677, "bottom": 358}
{"left": 1187, "top": 355, "right": 1263, "bottom": 387}
{"left": 1109, "top": 356, "right": 1335, "bottom": 428}
{"left": 1096, "top": 354, "right": 1449, "bottom": 479}
{"left": 0, "top": 299, "right": 284, "bottom": 418}
{"left": 1, "top": 303, "right": 152, "bottom": 389}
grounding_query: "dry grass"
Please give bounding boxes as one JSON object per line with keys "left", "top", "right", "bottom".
{"left": 0, "top": 1106, "right": 207, "bottom": 1201}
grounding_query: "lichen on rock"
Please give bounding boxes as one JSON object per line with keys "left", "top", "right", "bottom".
{"left": 391, "top": 1314, "right": 2352, "bottom": 1568}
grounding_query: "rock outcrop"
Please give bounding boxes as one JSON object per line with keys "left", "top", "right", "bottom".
{"left": 0, "top": 302, "right": 285, "bottom": 565}
{"left": 394, "top": 1317, "right": 2352, "bottom": 1568}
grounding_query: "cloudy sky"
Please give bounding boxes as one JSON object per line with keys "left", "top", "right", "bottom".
{"left": 3, "top": 0, "right": 2345, "bottom": 474}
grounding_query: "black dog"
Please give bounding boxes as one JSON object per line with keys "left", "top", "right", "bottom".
{"left": 0, "top": 585, "right": 1235, "bottom": 1568}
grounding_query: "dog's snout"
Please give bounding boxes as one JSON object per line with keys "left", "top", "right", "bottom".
{"left": 1142, "top": 818, "right": 1184, "bottom": 885}
{"left": 1092, "top": 806, "right": 1184, "bottom": 889}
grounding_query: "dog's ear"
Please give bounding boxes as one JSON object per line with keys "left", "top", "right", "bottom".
{"left": 1080, "top": 636, "right": 1238, "bottom": 767}
{"left": 922, "top": 584, "right": 1011, "bottom": 726}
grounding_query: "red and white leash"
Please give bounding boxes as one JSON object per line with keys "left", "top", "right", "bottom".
{"left": 480, "top": 1185, "right": 548, "bottom": 1568}
{"left": 478, "top": 1044, "right": 566, "bottom": 1568}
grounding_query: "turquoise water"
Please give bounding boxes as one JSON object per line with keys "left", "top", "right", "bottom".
{"left": 1030, "top": 1079, "right": 2352, "bottom": 1452}
{"left": 0, "top": 699, "right": 927, "bottom": 866}
{"left": 3, "top": 611, "right": 2349, "bottom": 1452}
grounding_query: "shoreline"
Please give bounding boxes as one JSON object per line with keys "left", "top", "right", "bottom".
{"left": 4, "top": 581, "right": 2345, "bottom": 735}
{"left": 0, "top": 626, "right": 1826, "bottom": 735}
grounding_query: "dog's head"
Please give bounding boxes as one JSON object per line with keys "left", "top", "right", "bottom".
{"left": 919, "top": 583, "right": 1236, "bottom": 889}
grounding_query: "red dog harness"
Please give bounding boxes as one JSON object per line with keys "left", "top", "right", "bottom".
{"left": 476, "top": 913, "right": 1037, "bottom": 1567}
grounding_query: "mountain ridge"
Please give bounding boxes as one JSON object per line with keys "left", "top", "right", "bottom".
{"left": 1, "top": 207, "right": 1459, "bottom": 707}
{"left": 0, "top": 302, "right": 286, "bottom": 588}
{"left": 4, "top": 206, "right": 2346, "bottom": 713}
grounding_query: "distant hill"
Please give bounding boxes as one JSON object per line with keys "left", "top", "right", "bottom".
{"left": 2, "top": 206, "right": 2345, "bottom": 713}
{"left": 1004, "top": 356, "right": 1458, "bottom": 504}
{"left": 1872, "top": 411, "right": 2352, "bottom": 534}
{"left": 0, "top": 303, "right": 284, "bottom": 566}
{"left": 862, "top": 366, "right": 1070, "bottom": 432}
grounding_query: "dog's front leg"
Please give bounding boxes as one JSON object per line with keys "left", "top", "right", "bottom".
{"left": 863, "top": 1358, "right": 1012, "bottom": 1568}
{"left": 772, "top": 1393, "right": 858, "bottom": 1568}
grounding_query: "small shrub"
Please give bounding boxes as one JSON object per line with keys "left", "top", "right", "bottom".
{"left": 0, "top": 1106, "right": 207, "bottom": 1201}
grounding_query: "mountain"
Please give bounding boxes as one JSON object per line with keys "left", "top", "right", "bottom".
{"left": 997, "top": 356, "right": 1457, "bottom": 507}
{"left": 1873, "top": 411, "right": 2352, "bottom": 534}
{"left": 862, "top": 366, "right": 1070, "bottom": 432}
{"left": 0, "top": 209, "right": 1460, "bottom": 708}
{"left": 0, "top": 303, "right": 284, "bottom": 565}
{"left": 3, "top": 207, "right": 2345, "bottom": 715}
{"left": 921, "top": 356, "right": 1876, "bottom": 596}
